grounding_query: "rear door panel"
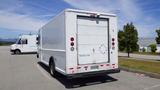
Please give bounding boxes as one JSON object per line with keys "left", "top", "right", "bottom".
{"left": 77, "top": 16, "right": 109, "bottom": 65}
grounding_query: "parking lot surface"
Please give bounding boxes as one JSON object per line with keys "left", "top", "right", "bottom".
{"left": 0, "top": 46, "right": 160, "bottom": 90}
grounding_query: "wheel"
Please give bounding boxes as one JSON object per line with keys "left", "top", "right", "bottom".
{"left": 49, "top": 61, "right": 56, "bottom": 77}
{"left": 36, "top": 54, "right": 39, "bottom": 58}
{"left": 14, "top": 50, "right": 21, "bottom": 54}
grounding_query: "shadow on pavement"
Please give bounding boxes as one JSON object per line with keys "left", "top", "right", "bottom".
{"left": 38, "top": 62, "right": 118, "bottom": 89}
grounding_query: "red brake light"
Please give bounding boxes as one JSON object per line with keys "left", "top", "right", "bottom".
{"left": 70, "top": 42, "right": 74, "bottom": 46}
{"left": 112, "top": 42, "right": 115, "bottom": 46}
{"left": 112, "top": 38, "right": 115, "bottom": 41}
{"left": 70, "top": 37, "right": 74, "bottom": 41}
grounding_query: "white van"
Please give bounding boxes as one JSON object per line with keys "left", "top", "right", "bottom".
{"left": 37, "top": 9, "right": 120, "bottom": 78}
{"left": 10, "top": 34, "right": 37, "bottom": 54}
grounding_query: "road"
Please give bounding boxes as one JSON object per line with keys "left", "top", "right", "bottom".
{"left": 0, "top": 46, "right": 160, "bottom": 90}
{"left": 119, "top": 52, "right": 160, "bottom": 61}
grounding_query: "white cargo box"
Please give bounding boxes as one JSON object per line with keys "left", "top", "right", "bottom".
{"left": 37, "top": 9, "right": 120, "bottom": 78}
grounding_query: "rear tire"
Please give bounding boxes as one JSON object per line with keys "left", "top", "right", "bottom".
{"left": 49, "top": 61, "right": 56, "bottom": 77}
{"left": 36, "top": 54, "right": 39, "bottom": 58}
{"left": 14, "top": 49, "right": 21, "bottom": 54}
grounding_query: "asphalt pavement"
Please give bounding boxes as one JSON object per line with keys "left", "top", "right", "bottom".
{"left": 0, "top": 46, "right": 160, "bottom": 90}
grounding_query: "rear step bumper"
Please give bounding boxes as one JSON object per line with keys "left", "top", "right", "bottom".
{"left": 66, "top": 68, "right": 120, "bottom": 79}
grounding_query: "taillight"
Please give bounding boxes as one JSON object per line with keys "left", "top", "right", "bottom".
{"left": 70, "top": 37, "right": 75, "bottom": 51}
{"left": 70, "top": 42, "right": 74, "bottom": 46}
{"left": 112, "top": 38, "right": 115, "bottom": 50}
{"left": 112, "top": 38, "right": 115, "bottom": 41}
{"left": 112, "top": 42, "right": 115, "bottom": 46}
{"left": 70, "top": 37, "right": 74, "bottom": 41}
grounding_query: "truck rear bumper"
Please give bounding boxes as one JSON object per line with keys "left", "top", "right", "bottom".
{"left": 66, "top": 68, "right": 120, "bottom": 79}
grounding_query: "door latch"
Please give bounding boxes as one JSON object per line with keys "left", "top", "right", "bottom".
{"left": 93, "top": 48, "right": 95, "bottom": 53}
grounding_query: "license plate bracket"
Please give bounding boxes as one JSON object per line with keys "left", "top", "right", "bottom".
{"left": 91, "top": 65, "right": 99, "bottom": 70}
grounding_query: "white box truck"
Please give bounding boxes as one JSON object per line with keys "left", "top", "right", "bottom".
{"left": 10, "top": 34, "right": 38, "bottom": 54}
{"left": 37, "top": 9, "right": 120, "bottom": 78}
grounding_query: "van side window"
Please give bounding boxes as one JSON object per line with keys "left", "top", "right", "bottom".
{"left": 37, "top": 35, "right": 40, "bottom": 45}
{"left": 17, "top": 39, "right": 21, "bottom": 44}
{"left": 22, "top": 39, "right": 28, "bottom": 44}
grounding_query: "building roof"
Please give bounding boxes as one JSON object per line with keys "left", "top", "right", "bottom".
{"left": 138, "top": 38, "right": 156, "bottom": 47}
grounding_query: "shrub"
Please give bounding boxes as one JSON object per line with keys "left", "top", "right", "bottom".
{"left": 142, "top": 48, "right": 146, "bottom": 52}
{"left": 149, "top": 44, "right": 157, "bottom": 53}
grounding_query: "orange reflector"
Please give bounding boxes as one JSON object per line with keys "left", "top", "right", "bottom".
{"left": 77, "top": 67, "right": 81, "bottom": 69}
{"left": 100, "top": 65, "right": 104, "bottom": 67}
{"left": 69, "top": 68, "right": 74, "bottom": 70}
{"left": 106, "top": 64, "right": 110, "bottom": 66}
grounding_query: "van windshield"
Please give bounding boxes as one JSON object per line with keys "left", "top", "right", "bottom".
{"left": 15, "top": 38, "right": 21, "bottom": 44}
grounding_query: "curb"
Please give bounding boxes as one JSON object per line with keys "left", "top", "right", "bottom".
{"left": 120, "top": 67, "right": 160, "bottom": 79}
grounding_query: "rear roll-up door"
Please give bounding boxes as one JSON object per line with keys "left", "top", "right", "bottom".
{"left": 77, "top": 16, "right": 110, "bottom": 65}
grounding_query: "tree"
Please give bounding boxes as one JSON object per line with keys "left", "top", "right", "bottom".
{"left": 155, "top": 28, "right": 160, "bottom": 44}
{"left": 142, "top": 48, "right": 146, "bottom": 52}
{"left": 118, "top": 22, "right": 139, "bottom": 57}
{"left": 149, "top": 44, "right": 157, "bottom": 53}
{"left": 118, "top": 30, "right": 125, "bottom": 51}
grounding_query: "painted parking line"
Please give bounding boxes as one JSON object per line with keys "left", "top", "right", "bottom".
{"left": 143, "top": 84, "right": 160, "bottom": 90}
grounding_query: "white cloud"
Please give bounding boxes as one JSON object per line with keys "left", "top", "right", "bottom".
{"left": 63, "top": 0, "right": 142, "bottom": 21}
{"left": 0, "top": 0, "right": 51, "bottom": 32}
{"left": 0, "top": 10, "right": 47, "bottom": 31}
{"left": 63, "top": 0, "right": 159, "bottom": 37}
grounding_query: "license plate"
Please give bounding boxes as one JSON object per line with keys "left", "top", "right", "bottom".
{"left": 91, "top": 65, "right": 99, "bottom": 70}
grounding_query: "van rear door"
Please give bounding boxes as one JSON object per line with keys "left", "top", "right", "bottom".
{"left": 77, "top": 16, "right": 109, "bottom": 65}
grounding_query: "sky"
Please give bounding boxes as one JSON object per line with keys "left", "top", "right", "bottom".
{"left": 0, "top": 0, "right": 160, "bottom": 39}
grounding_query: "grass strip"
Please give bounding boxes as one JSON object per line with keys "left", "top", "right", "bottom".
{"left": 119, "top": 58, "right": 160, "bottom": 75}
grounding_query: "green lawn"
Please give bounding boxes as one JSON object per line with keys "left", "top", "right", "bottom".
{"left": 119, "top": 58, "right": 160, "bottom": 74}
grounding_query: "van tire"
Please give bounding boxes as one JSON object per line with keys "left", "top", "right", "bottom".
{"left": 14, "top": 49, "right": 21, "bottom": 54}
{"left": 36, "top": 54, "right": 39, "bottom": 58}
{"left": 49, "top": 60, "right": 56, "bottom": 77}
